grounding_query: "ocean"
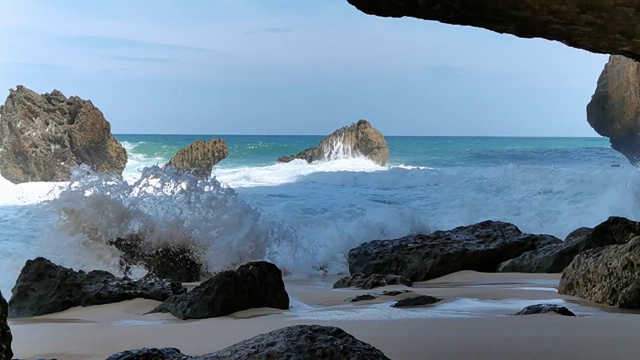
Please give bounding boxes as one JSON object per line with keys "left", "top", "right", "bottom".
{"left": 0, "top": 135, "right": 637, "bottom": 295}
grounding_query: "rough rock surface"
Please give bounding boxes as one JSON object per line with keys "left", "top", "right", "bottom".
{"left": 163, "top": 139, "right": 228, "bottom": 179}
{"left": 497, "top": 234, "right": 582, "bottom": 273}
{"left": 558, "top": 237, "right": 640, "bottom": 308}
{"left": 110, "top": 235, "right": 205, "bottom": 282}
{"left": 0, "top": 291, "right": 11, "bottom": 360}
{"left": 152, "top": 261, "right": 289, "bottom": 320}
{"left": 108, "top": 325, "right": 390, "bottom": 360}
{"left": 392, "top": 295, "right": 442, "bottom": 307}
{"left": 0, "top": 85, "right": 127, "bottom": 183}
{"left": 348, "top": 221, "right": 553, "bottom": 282}
{"left": 333, "top": 273, "right": 413, "bottom": 289}
{"left": 587, "top": 55, "right": 640, "bottom": 164}
{"left": 346, "top": 0, "right": 640, "bottom": 60}
{"left": 514, "top": 304, "right": 576, "bottom": 316}
{"left": 278, "top": 120, "right": 389, "bottom": 166}
{"left": 8, "top": 257, "right": 185, "bottom": 318}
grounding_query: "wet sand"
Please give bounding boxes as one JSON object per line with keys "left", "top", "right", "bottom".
{"left": 10, "top": 271, "right": 640, "bottom": 359}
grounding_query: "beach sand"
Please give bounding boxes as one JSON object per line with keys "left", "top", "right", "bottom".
{"left": 9, "top": 271, "right": 640, "bottom": 360}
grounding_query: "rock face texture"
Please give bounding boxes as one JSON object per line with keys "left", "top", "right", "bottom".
{"left": 164, "top": 139, "right": 228, "bottom": 179}
{"left": 514, "top": 303, "right": 576, "bottom": 316}
{"left": 333, "top": 273, "right": 413, "bottom": 289}
{"left": 0, "top": 291, "right": 11, "bottom": 360}
{"left": 348, "top": 221, "right": 555, "bottom": 282}
{"left": 8, "top": 257, "right": 185, "bottom": 318}
{"left": 278, "top": 120, "right": 389, "bottom": 166}
{"left": 107, "top": 325, "right": 390, "bottom": 360}
{"left": 110, "top": 235, "right": 205, "bottom": 283}
{"left": 558, "top": 237, "right": 640, "bottom": 308}
{"left": 587, "top": 55, "right": 640, "bottom": 164}
{"left": 0, "top": 85, "right": 127, "bottom": 183}
{"left": 497, "top": 232, "right": 587, "bottom": 273}
{"left": 346, "top": 1, "right": 640, "bottom": 60}
{"left": 152, "top": 261, "right": 289, "bottom": 320}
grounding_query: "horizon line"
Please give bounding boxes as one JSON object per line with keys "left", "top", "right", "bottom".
{"left": 113, "top": 133, "right": 604, "bottom": 139}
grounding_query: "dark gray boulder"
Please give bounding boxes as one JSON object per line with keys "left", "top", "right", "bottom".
{"left": 514, "top": 304, "right": 576, "bottom": 316}
{"left": 333, "top": 273, "right": 412, "bottom": 289}
{"left": 558, "top": 236, "right": 640, "bottom": 308}
{"left": 348, "top": 220, "right": 552, "bottom": 282}
{"left": 8, "top": 257, "right": 185, "bottom": 318}
{"left": 152, "top": 261, "right": 289, "bottom": 320}
{"left": 107, "top": 325, "right": 390, "bottom": 360}
{"left": 0, "top": 291, "right": 11, "bottom": 360}
{"left": 350, "top": 294, "right": 378, "bottom": 302}
{"left": 392, "top": 295, "right": 441, "bottom": 307}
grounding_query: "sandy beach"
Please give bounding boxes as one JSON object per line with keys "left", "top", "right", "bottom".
{"left": 9, "top": 271, "right": 640, "bottom": 360}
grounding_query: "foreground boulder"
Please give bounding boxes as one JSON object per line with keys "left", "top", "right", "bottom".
{"left": 514, "top": 304, "right": 576, "bottom": 317}
{"left": 8, "top": 257, "right": 185, "bottom": 318}
{"left": 587, "top": 56, "right": 640, "bottom": 164}
{"left": 348, "top": 220, "right": 554, "bottom": 281}
{"left": 163, "top": 139, "right": 228, "bottom": 179}
{"left": 0, "top": 85, "right": 127, "bottom": 183}
{"left": 110, "top": 235, "right": 205, "bottom": 282}
{"left": 333, "top": 273, "right": 412, "bottom": 289}
{"left": 108, "top": 325, "right": 390, "bottom": 360}
{"left": 347, "top": 1, "right": 640, "bottom": 59}
{"left": 0, "top": 291, "right": 11, "bottom": 360}
{"left": 278, "top": 120, "right": 389, "bottom": 166}
{"left": 152, "top": 261, "right": 289, "bottom": 319}
{"left": 558, "top": 237, "right": 640, "bottom": 308}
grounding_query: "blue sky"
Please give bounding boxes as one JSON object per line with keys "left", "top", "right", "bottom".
{"left": 0, "top": 1, "right": 608, "bottom": 136}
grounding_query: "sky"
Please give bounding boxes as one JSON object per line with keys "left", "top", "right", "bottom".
{"left": 0, "top": 0, "right": 609, "bottom": 136}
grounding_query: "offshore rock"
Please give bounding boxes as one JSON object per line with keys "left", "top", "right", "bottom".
{"left": 346, "top": 1, "right": 640, "bottom": 60}
{"left": 278, "top": 120, "right": 389, "bottom": 166}
{"left": 558, "top": 237, "right": 640, "bottom": 308}
{"left": 0, "top": 291, "right": 11, "bottom": 360}
{"left": 348, "top": 220, "right": 552, "bottom": 282}
{"left": 514, "top": 304, "right": 576, "bottom": 316}
{"left": 8, "top": 257, "right": 185, "bottom": 318}
{"left": 108, "top": 325, "right": 391, "bottom": 360}
{"left": 152, "top": 261, "right": 289, "bottom": 320}
{"left": 587, "top": 56, "right": 640, "bottom": 164}
{"left": 164, "top": 139, "right": 228, "bottom": 179}
{"left": 0, "top": 85, "right": 126, "bottom": 183}
{"left": 392, "top": 295, "right": 442, "bottom": 307}
{"left": 333, "top": 273, "right": 413, "bottom": 289}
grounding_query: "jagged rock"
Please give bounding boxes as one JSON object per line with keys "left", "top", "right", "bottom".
{"left": 110, "top": 235, "right": 205, "bottom": 282}
{"left": 497, "top": 234, "right": 585, "bottom": 273}
{"left": 0, "top": 291, "right": 11, "bottom": 360}
{"left": 106, "top": 348, "right": 189, "bottom": 360}
{"left": 333, "top": 273, "right": 413, "bottom": 289}
{"left": 558, "top": 236, "right": 640, "bottom": 308}
{"left": 587, "top": 56, "right": 640, "bottom": 164}
{"left": 152, "top": 261, "right": 289, "bottom": 320}
{"left": 8, "top": 257, "right": 185, "bottom": 318}
{"left": 0, "top": 85, "right": 127, "bottom": 184}
{"left": 346, "top": 1, "right": 640, "bottom": 60}
{"left": 277, "top": 120, "right": 389, "bottom": 166}
{"left": 514, "top": 304, "right": 576, "bottom": 316}
{"left": 392, "top": 295, "right": 441, "bottom": 307}
{"left": 350, "top": 294, "right": 377, "bottom": 302}
{"left": 108, "top": 325, "right": 390, "bottom": 360}
{"left": 348, "top": 220, "right": 553, "bottom": 282}
{"left": 163, "top": 139, "right": 228, "bottom": 179}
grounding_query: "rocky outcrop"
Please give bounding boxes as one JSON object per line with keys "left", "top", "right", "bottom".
{"left": 8, "top": 257, "right": 185, "bottom": 318}
{"left": 163, "top": 139, "right": 228, "bottom": 179}
{"left": 151, "top": 261, "right": 289, "bottom": 320}
{"left": 346, "top": 1, "right": 640, "bottom": 60}
{"left": 277, "top": 120, "right": 389, "bottom": 166}
{"left": 497, "top": 233, "right": 586, "bottom": 273}
{"left": 110, "top": 235, "right": 206, "bottom": 283}
{"left": 108, "top": 325, "right": 390, "bottom": 360}
{"left": 348, "top": 221, "right": 555, "bottom": 282}
{"left": 558, "top": 237, "right": 640, "bottom": 308}
{"left": 587, "top": 56, "right": 640, "bottom": 164}
{"left": 333, "top": 273, "right": 412, "bottom": 289}
{"left": 392, "top": 295, "right": 441, "bottom": 308}
{"left": 0, "top": 291, "right": 11, "bottom": 360}
{"left": 0, "top": 85, "right": 127, "bottom": 183}
{"left": 514, "top": 304, "right": 576, "bottom": 316}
